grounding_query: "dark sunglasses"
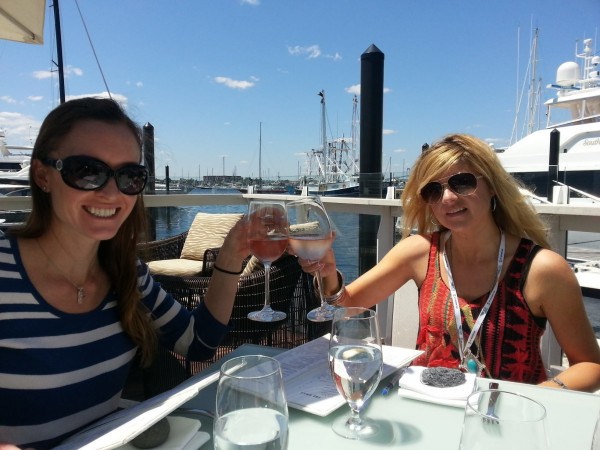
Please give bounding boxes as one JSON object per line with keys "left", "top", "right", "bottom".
{"left": 42, "top": 155, "right": 148, "bottom": 195}
{"left": 420, "top": 172, "right": 483, "bottom": 204}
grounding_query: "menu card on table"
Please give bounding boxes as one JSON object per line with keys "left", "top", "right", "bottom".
{"left": 54, "top": 371, "right": 220, "bottom": 450}
{"left": 275, "top": 334, "right": 423, "bottom": 416}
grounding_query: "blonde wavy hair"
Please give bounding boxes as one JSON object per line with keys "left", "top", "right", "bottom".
{"left": 399, "top": 133, "right": 550, "bottom": 248}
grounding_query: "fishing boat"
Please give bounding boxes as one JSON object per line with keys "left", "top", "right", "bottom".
{"left": 296, "top": 91, "right": 360, "bottom": 197}
{"left": 495, "top": 36, "right": 600, "bottom": 202}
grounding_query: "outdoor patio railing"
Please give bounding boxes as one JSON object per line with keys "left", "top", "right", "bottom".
{"left": 2, "top": 192, "right": 599, "bottom": 373}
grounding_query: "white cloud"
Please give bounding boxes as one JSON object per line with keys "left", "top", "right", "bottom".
{"left": 287, "top": 45, "right": 321, "bottom": 59}
{"left": 27, "top": 96, "right": 43, "bottom": 102}
{"left": 33, "top": 70, "right": 52, "bottom": 80}
{"left": 0, "top": 96, "right": 16, "bottom": 104}
{"left": 136, "top": 81, "right": 143, "bottom": 88}
{"left": 346, "top": 84, "right": 361, "bottom": 95}
{"left": 383, "top": 129, "right": 396, "bottom": 135}
{"left": 240, "top": 0, "right": 259, "bottom": 4}
{"left": 32, "top": 65, "right": 83, "bottom": 80}
{"left": 66, "top": 92, "right": 128, "bottom": 108}
{"left": 393, "top": 148, "right": 407, "bottom": 153}
{"left": 325, "top": 52, "right": 342, "bottom": 61}
{"left": 67, "top": 66, "right": 83, "bottom": 77}
{"left": 214, "top": 76, "right": 256, "bottom": 90}
{"left": 0, "top": 111, "right": 40, "bottom": 146}
{"left": 344, "top": 84, "right": 390, "bottom": 96}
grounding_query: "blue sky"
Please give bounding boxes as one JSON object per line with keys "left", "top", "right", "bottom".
{"left": 1, "top": 0, "right": 598, "bottom": 180}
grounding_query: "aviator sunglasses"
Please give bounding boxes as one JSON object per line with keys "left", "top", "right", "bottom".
{"left": 42, "top": 155, "right": 148, "bottom": 195}
{"left": 420, "top": 172, "right": 483, "bottom": 204}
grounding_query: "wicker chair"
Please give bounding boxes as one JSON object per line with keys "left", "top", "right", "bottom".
{"left": 125, "top": 231, "right": 329, "bottom": 399}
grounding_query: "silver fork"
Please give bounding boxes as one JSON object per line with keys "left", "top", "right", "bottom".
{"left": 483, "top": 382, "right": 500, "bottom": 424}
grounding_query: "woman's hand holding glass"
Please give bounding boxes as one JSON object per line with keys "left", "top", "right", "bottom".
{"left": 286, "top": 196, "right": 335, "bottom": 322}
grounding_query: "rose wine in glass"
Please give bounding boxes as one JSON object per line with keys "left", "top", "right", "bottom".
{"left": 247, "top": 200, "right": 289, "bottom": 322}
{"left": 286, "top": 196, "right": 334, "bottom": 322}
{"left": 329, "top": 307, "right": 383, "bottom": 439}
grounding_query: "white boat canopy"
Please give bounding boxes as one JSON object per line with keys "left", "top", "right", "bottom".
{"left": 0, "top": 0, "right": 46, "bottom": 44}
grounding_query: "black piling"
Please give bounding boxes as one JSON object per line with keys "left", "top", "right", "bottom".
{"left": 142, "top": 123, "right": 156, "bottom": 240}
{"left": 359, "top": 44, "right": 384, "bottom": 275}
{"left": 547, "top": 128, "right": 560, "bottom": 202}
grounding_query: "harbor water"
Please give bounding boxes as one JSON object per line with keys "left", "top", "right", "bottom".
{"left": 153, "top": 188, "right": 600, "bottom": 338}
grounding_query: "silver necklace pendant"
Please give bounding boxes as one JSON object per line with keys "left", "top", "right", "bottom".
{"left": 77, "top": 287, "right": 85, "bottom": 305}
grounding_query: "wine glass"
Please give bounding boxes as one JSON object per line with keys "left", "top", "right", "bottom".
{"left": 214, "top": 355, "right": 289, "bottom": 449}
{"left": 328, "top": 307, "right": 383, "bottom": 439}
{"left": 459, "top": 389, "right": 548, "bottom": 450}
{"left": 286, "top": 196, "right": 334, "bottom": 322}
{"left": 246, "top": 200, "right": 289, "bottom": 322}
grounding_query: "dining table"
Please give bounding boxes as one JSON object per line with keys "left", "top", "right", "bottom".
{"left": 184, "top": 343, "right": 600, "bottom": 449}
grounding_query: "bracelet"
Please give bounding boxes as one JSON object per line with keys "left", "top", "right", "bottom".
{"left": 313, "top": 270, "right": 347, "bottom": 306}
{"left": 213, "top": 263, "right": 243, "bottom": 275}
{"left": 550, "top": 377, "right": 569, "bottom": 389}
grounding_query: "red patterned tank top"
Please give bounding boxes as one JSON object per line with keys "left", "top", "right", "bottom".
{"left": 412, "top": 232, "right": 547, "bottom": 384}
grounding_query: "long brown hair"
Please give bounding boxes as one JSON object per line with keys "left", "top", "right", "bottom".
{"left": 11, "top": 97, "right": 157, "bottom": 364}
{"left": 400, "top": 133, "right": 550, "bottom": 248}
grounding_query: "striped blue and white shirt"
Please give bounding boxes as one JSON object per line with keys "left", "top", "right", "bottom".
{"left": 0, "top": 237, "right": 229, "bottom": 448}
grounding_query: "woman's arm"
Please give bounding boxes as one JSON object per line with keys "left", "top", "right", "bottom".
{"left": 525, "top": 249, "right": 600, "bottom": 392}
{"left": 298, "top": 234, "right": 431, "bottom": 308}
{"left": 202, "top": 217, "right": 250, "bottom": 325}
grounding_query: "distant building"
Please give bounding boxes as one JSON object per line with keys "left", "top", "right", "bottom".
{"left": 203, "top": 175, "right": 243, "bottom": 185}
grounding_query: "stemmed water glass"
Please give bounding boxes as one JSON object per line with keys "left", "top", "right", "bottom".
{"left": 246, "top": 200, "right": 289, "bottom": 322}
{"left": 328, "top": 307, "right": 383, "bottom": 439}
{"left": 214, "top": 355, "right": 289, "bottom": 449}
{"left": 286, "top": 196, "right": 334, "bottom": 322}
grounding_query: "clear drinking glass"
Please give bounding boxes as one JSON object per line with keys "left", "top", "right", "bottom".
{"left": 329, "top": 307, "right": 383, "bottom": 439}
{"left": 459, "top": 389, "right": 548, "bottom": 450}
{"left": 286, "top": 196, "right": 334, "bottom": 322}
{"left": 246, "top": 200, "right": 289, "bottom": 322}
{"left": 592, "top": 409, "right": 600, "bottom": 450}
{"left": 214, "top": 355, "right": 289, "bottom": 450}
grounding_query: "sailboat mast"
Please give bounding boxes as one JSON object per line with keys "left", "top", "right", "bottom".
{"left": 52, "top": 0, "right": 66, "bottom": 104}
{"left": 258, "top": 122, "right": 262, "bottom": 188}
{"left": 319, "top": 90, "right": 327, "bottom": 181}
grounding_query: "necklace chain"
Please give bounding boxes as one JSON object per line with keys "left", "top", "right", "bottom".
{"left": 36, "top": 238, "right": 88, "bottom": 305}
{"left": 442, "top": 230, "right": 505, "bottom": 376}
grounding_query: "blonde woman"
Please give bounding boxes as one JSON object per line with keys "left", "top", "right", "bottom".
{"left": 305, "top": 133, "right": 600, "bottom": 392}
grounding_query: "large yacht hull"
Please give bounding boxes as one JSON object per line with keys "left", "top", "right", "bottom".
{"left": 497, "top": 123, "right": 600, "bottom": 198}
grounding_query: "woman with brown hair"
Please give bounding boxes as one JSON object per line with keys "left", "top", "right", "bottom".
{"left": 0, "top": 97, "right": 248, "bottom": 449}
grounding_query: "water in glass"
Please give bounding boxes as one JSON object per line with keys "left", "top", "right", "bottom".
{"left": 214, "top": 355, "right": 289, "bottom": 449}
{"left": 329, "top": 307, "right": 383, "bottom": 439}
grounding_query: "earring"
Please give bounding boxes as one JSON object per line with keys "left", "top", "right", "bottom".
{"left": 491, "top": 196, "right": 497, "bottom": 212}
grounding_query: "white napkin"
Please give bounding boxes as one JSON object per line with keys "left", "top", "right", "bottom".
{"left": 397, "top": 366, "right": 476, "bottom": 408}
{"left": 116, "top": 415, "right": 210, "bottom": 449}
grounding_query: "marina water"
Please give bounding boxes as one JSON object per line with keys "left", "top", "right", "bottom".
{"left": 153, "top": 188, "right": 599, "bottom": 338}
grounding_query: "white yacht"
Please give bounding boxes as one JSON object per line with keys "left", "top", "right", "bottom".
{"left": 0, "top": 130, "right": 31, "bottom": 196}
{"left": 495, "top": 38, "right": 600, "bottom": 202}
